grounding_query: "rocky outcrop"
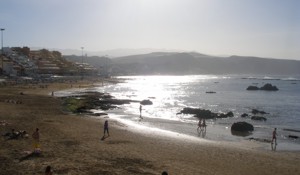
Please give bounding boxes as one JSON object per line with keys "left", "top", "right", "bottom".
{"left": 63, "top": 92, "right": 140, "bottom": 114}
{"left": 246, "top": 84, "right": 279, "bottom": 91}
{"left": 251, "top": 116, "right": 267, "bottom": 121}
{"left": 251, "top": 109, "right": 269, "bottom": 115}
{"left": 260, "top": 83, "right": 278, "bottom": 91}
{"left": 288, "top": 135, "right": 299, "bottom": 139}
{"left": 178, "top": 107, "right": 234, "bottom": 119}
{"left": 140, "top": 99, "right": 153, "bottom": 105}
{"left": 206, "top": 91, "right": 216, "bottom": 94}
{"left": 218, "top": 111, "right": 234, "bottom": 118}
{"left": 246, "top": 86, "right": 259, "bottom": 90}
{"left": 231, "top": 122, "right": 254, "bottom": 132}
{"left": 241, "top": 113, "right": 249, "bottom": 118}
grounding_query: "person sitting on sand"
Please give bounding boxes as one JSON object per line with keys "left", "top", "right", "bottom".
{"left": 271, "top": 128, "right": 277, "bottom": 145}
{"left": 5, "top": 129, "right": 21, "bottom": 139}
{"left": 104, "top": 120, "right": 109, "bottom": 136}
{"left": 32, "top": 128, "right": 40, "bottom": 153}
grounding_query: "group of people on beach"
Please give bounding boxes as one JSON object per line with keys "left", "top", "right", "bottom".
{"left": 197, "top": 118, "right": 207, "bottom": 132}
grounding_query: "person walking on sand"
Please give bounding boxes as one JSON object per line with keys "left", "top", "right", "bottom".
{"left": 32, "top": 128, "right": 40, "bottom": 153}
{"left": 104, "top": 120, "right": 109, "bottom": 136}
{"left": 202, "top": 119, "right": 207, "bottom": 132}
{"left": 272, "top": 128, "right": 277, "bottom": 145}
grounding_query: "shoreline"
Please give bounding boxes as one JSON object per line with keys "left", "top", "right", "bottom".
{"left": 1, "top": 80, "right": 300, "bottom": 174}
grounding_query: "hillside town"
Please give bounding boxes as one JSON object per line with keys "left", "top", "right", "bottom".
{"left": 0, "top": 47, "right": 97, "bottom": 78}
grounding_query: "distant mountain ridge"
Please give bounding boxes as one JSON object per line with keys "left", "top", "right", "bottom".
{"left": 110, "top": 52, "right": 300, "bottom": 75}
{"left": 64, "top": 52, "right": 300, "bottom": 75}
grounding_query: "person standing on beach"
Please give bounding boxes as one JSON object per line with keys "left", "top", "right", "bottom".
{"left": 139, "top": 105, "right": 143, "bottom": 119}
{"left": 272, "top": 128, "right": 277, "bottom": 145}
{"left": 197, "top": 119, "right": 202, "bottom": 132}
{"left": 104, "top": 120, "right": 109, "bottom": 136}
{"left": 203, "top": 119, "right": 207, "bottom": 132}
{"left": 32, "top": 128, "right": 40, "bottom": 153}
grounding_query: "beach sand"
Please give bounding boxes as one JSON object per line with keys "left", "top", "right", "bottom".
{"left": 1, "top": 81, "right": 300, "bottom": 175}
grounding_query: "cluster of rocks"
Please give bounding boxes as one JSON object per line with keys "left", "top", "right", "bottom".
{"left": 62, "top": 91, "right": 153, "bottom": 114}
{"left": 178, "top": 107, "right": 233, "bottom": 119}
{"left": 241, "top": 109, "right": 268, "bottom": 121}
{"left": 246, "top": 83, "right": 278, "bottom": 91}
{"left": 231, "top": 109, "right": 270, "bottom": 135}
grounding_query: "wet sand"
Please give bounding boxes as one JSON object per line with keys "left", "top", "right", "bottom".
{"left": 1, "top": 80, "right": 300, "bottom": 175}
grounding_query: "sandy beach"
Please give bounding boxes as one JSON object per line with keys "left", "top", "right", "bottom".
{"left": 1, "top": 80, "right": 300, "bottom": 175}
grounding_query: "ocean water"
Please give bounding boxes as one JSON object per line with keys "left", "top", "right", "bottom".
{"left": 57, "top": 75, "right": 300, "bottom": 150}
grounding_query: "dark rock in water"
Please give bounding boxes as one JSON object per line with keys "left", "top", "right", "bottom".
{"left": 231, "top": 122, "right": 254, "bottom": 133}
{"left": 246, "top": 86, "right": 259, "bottom": 90}
{"left": 241, "top": 113, "right": 249, "bottom": 118}
{"left": 140, "top": 99, "right": 153, "bottom": 105}
{"left": 180, "top": 107, "right": 216, "bottom": 119}
{"left": 283, "top": 128, "right": 300, "bottom": 133}
{"left": 179, "top": 107, "right": 233, "bottom": 119}
{"left": 251, "top": 116, "right": 267, "bottom": 121}
{"left": 92, "top": 113, "right": 108, "bottom": 116}
{"left": 218, "top": 111, "right": 234, "bottom": 118}
{"left": 252, "top": 109, "right": 269, "bottom": 115}
{"left": 246, "top": 84, "right": 279, "bottom": 91}
{"left": 288, "top": 135, "right": 299, "bottom": 139}
{"left": 248, "top": 137, "right": 271, "bottom": 143}
{"left": 260, "top": 83, "right": 278, "bottom": 91}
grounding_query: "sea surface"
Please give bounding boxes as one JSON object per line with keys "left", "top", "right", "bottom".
{"left": 57, "top": 75, "right": 300, "bottom": 150}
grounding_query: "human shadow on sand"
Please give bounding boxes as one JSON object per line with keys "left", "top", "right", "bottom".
{"left": 19, "top": 151, "right": 43, "bottom": 162}
{"left": 101, "top": 135, "right": 109, "bottom": 141}
{"left": 198, "top": 129, "right": 207, "bottom": 138}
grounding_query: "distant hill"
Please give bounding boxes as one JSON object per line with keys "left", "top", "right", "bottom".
{"left": 64, "top": 52, "right": 300, "bottom": 75}
{"left": 64, "top": 55, "right": 112, "bottom": 70}
{"left": 111, "top": 52, "right": 300, "bottom": 75}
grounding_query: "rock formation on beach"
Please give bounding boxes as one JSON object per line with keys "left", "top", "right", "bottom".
{"left": 62, "top": 92, "right": 140, "bottom": 114}
{"left": 231, "top": 122, "right": 254, "bottom": 132}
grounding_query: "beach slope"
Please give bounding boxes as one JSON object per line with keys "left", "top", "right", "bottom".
{"left": 0, "top": 82, "right": 299, "bottom": 175}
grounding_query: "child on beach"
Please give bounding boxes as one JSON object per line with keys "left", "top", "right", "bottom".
{"left": 32, "top": 128, "right": 40, "bottom": 153}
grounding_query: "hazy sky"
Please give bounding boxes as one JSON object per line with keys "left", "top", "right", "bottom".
{"left": 1, "top": 0, "right": 299, "bottom": 59}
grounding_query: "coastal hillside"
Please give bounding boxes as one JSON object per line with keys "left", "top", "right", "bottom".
{"left": 111, "top": 52, "right": 300, "bottom": 75}
{"left": 63, "top": 52, "right": 300, "bottom": 76}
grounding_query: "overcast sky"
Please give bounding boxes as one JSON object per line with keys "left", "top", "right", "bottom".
{"left": 1, "top": 0, "right": 299, "bottom": 59}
